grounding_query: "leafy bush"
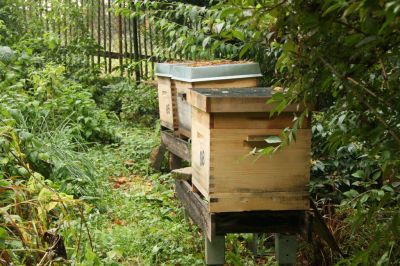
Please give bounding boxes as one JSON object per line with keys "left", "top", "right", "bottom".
{"left": 96, "top": 81, "right": 159, "bottom": 127}
{"left": 0, "top": 110, "right": 91, "bottom": 264}
{"left": 0, "top": 51, "right": 116, "bottom": 144}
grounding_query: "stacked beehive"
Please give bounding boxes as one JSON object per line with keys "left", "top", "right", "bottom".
{"left": 155, "top": 62, "right": 311, "bottom": 213}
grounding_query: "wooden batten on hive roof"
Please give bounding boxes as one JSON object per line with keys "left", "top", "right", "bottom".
{"left": 189, "top": 87, "right": 306, "bottom": 113}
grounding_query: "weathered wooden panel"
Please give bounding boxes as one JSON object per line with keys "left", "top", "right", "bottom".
{"left": 212, "top": 113, "right": 310, "bottom": 129}
{"left": 208, "top": 191, "right": 310, "bottom": 212}
{"left": 171, "top": 167, "right": 192, "bottom": 181}
{"left": 191, "top": 108, "right": 211, "bottom": 197}
{"left": 157, "top": 76, "right": 178, "bottom": 130}
{"left": 175, "top": 179, "right": 307, "bottom": 241}
{"left": 160, "top": 131, "right": 191, "bottom": 162}
{"left": 176, "top": 86, "right": 192, "bottom": 137}
{"left": 174, "top": 179, "right": 214, "bottom": 241}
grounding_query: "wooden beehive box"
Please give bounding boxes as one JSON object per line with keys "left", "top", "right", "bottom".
{"left": 155, "top": 63, "right": 185, "bottom": 131}
{"left": 172, "top": 62, "right": 262, "bottom": 137}
{"left": 189, "top": 88, "right": 311, "bottom": 213}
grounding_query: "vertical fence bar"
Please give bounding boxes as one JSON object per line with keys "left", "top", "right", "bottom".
{"left": 148, "top": 14, "right": 155, "bottom": 79}
{"left": 143, "top": 15, "right": 148, "bottom": 79}
{"left": 107, "top": 0, "right": 112, "bottom": 73}
{"left": 97, "top": 0, "right": 101, "bottom": 65}
{"left": 123, "top": 5, "right": 128, "bottom": 76}
{"left": 102, "top": 0, "right": 107, "bottom": 73}
{"left": 118, "top": 3, "right": 123, "bottom": 76}
{"left": 132, "top": 13, "right": 140, "bottom": 82}
{"left": 90, "top": 0, "right": 95, "bottom": 67}
{"left": 64, "top": 0, "right": 69, "bottom": 47}
{"left": 128, "top": 10, "right": 133, "bottom": 78}
{"left": 137, "top": 15, "right": 143, "bottom": 78}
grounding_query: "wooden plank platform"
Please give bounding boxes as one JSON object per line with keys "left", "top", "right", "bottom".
{"left": 175, "top": 179, "right": 308, "bottom": 241}
{"left": 160, "top": 130, "right": 191, "bottom": 162}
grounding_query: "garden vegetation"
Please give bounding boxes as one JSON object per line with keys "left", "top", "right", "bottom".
{"left": 0, "top": 0, "right": 399, "bottom": 265}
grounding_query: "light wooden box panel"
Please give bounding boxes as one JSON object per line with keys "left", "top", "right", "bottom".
{"left": 190, "top": 88, "right": 311, "bottom": 213}
{"left": 175, "top": 78, "right": 259, "bottom": 137}
{"left": 157, "top": 76, "right": 178, "bottom": 130}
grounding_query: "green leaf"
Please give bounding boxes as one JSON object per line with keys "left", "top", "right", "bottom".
{"left": 343, "top": 189, "right": 359, "bottom": 198}
{"left": 215, "top": 22, "right": 225, "bottom": 34}
{"left": 232, "top": 30, "right": 245, "bottom": 41}
{"left": 0, "top": 227, "right": 7, "bottom": 249}
{"left": 38, "top": 187, "right": 54, "bottom": 203}
{"left": 382, "top": 185, "right": 394, "bottom": 193}
{"left": 355, "top": 35, "right": 378, "bottom": 48}
{"left": 352, "top": 170, "right": 365, "bottom": 178}
{"left": 202, "top": 36, "right": 211, "bottom": 48}
{"left": 360, "top": 194, "right": 369, "bottom": 204}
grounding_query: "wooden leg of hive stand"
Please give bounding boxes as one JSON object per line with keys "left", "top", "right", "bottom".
{"left": 251, "top": 233, "right": 258, "bottom": 255}
{"left": 168, "top": 152, "right": 182, "bottom": 170}
{"left": 205, "top": 234, "right": 225, "bottom": 266}
{"left": 274, "top": 234, "right": 298, "bottom": 266}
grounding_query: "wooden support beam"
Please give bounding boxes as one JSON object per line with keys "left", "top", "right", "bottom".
{"left": 175, "top": 180, "right": 214, "bottom": 240}
{"left": 169, "top": 153, "right": 183, "bottom": 170}
{"left": 171, "top": 167, "right": 192, "bottom": 181}
{"left": 275, "top": 234, "right": 298, "bottom": 266}
{"left": 149, "top": 144, "right": 166, "bottom": 171}
{"left": 175, "top": 179, "right": 309, "bottom": 241}
{"left": 205, "top": 235, "right": 225, "bottom": 266}
{"left": 161, "top": 131, "right": 191, "bottom": 162}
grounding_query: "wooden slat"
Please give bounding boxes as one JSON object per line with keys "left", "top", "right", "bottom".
{"left": 174, "top": 180, "right": 214, "bottom": 241}
{"left": 209, "top": 191, "right": 310, "bottom": 213}
{"left": 192, "top": 78, "right": 259, "bottom": 89}
{"left": 191, "top": 108, "right": 210, "bottom": 198}
{"left": 157, "top": 77, "right": 178, "bottom": 130}
{"left": 176, "top": 86, "right": 192, "bottom": 137}
{"left": 171, "top": 167, "right": 192, "bottom": 181}
{"left": 190, "top": 90, "right": 306, "bottom": 113}
{"left": 212, "top": 112, "right": 311, "bottom": 129}
{"left": 160, "top": 131, "right": 191, "bottom": 162}
{"left": 175, "top": 181, "right": 308, "bottom": 240}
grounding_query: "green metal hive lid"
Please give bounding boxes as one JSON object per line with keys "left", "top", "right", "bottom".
{"left": 155, "top": 62, "right": 187, "bottom": 78}
{"left": 171, "top": 62, "right": 262, "bottom": 82}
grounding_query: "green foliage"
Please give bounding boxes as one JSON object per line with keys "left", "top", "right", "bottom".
{"left": 0, "top": 50, "right": 116, "bottom": 144}
{"left": 96, "top": 81, "right": 159, "bottom": 127}
{"left": 130, "top": 0, "right": 400, "bottom": 263}
{"left": 2, "top": 0, "right": 400, "bottom": 264}
{"left": 0, "top": 46, "right": 15, "bottom": 64}
{"left": 0, "top": 112, "right": 90, "bottom": 264}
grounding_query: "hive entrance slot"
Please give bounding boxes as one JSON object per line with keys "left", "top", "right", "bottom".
{"left": 244, "top": 135, "right": 280, "bottom": 148}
